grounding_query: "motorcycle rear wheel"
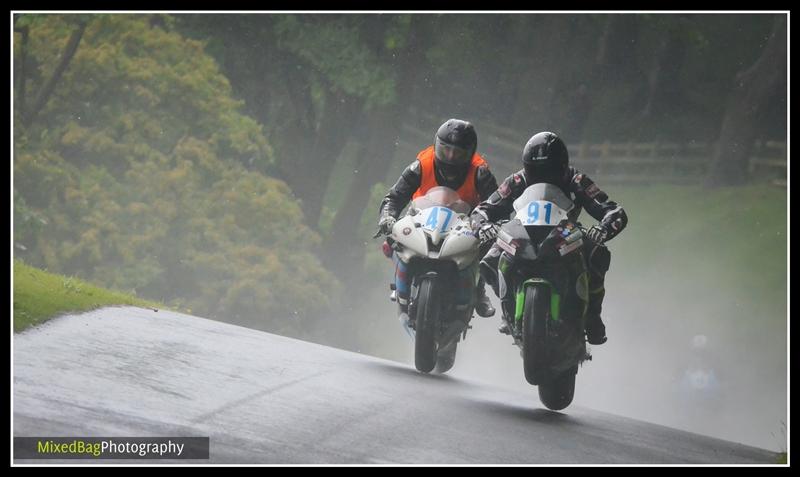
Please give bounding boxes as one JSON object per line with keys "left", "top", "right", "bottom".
{"left": 434, "top": 342, "right": 457, "bottom": 374}
{"left": 538, "top": 367, "right": 577, "bottom": 411}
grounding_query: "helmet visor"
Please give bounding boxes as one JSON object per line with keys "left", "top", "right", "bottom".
{"left": 524, "top": 161, "right": 565, "bottom": 184}
{"left": 435, "top": 137, "right": 471, "bottom": 166}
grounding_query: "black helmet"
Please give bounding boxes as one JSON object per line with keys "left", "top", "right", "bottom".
{"left": 434, "top": 119, "right": 477, "bottom": 183}
{"left": 522, "top": 131, "right": 569, "bottom": 184}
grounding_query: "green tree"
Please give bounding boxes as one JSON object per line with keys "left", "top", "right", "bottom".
{"left": 705, "top": 15, "right": 787, "bottom": 186}
{"left": 13, "top": 14, "right": 339, "bottom": 335}
{"left": 175, "top": 14, "right": 396, "bottom": 229}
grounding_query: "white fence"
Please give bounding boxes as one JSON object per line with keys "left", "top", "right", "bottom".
{"left": 398, "top": 113, "right": 787, "bottom": 187}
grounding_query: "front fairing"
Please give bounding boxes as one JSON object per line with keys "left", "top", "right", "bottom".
{"left": 493, "top": 182, "right": 582, "bottom": 260}
{"left": 497, "top": 219, "right": 584, "bottom": 261}
{"left": 497, "top": 220, "right": 538, "bottom": 261}
{"left": 391, "top": 206, "right": 478, "bottom": 270}
{"left": 392, "top": 215, "right": 427, "bottom": 258}
{"left": 497, "top": 218, "right": 589, "bottom": 318}
{"left": 512, "top": 183, "right": 575, "bottom": 217}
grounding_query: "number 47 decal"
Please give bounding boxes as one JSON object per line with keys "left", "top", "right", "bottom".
{"left": 424, "top": 207, "right": 454, "bottom": 231}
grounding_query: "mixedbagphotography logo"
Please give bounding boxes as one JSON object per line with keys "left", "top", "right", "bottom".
{"left": 14, "top": 437, "right": 210, "bottom": 460}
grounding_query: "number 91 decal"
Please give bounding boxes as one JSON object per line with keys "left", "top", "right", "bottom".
{"left": 518, "top": 200, "right": 567, "bottom": 226}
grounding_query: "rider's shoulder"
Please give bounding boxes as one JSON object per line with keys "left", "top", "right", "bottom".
{"left": 497, "top": 169, "right": 528, "bottom": 197}
{"left": 398, "top": 160, "right": 423, "bottom": 184}
{"left": 475, "top": 162, "right": 493, "bottom": 176}
{"left": 406, "top": 159, "right": 421, "bottom": 173}
{"left": 569, "top": 167, "right": 595, "bottom": 188}
{"left": 569, "top": 168, "right": 606, "bottom": 200}
{"left": 508, "top": 169, "right": 528, "bottom": 186}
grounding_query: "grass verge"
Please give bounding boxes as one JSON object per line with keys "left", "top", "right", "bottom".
{"left": 13, "top": 260, "right": 165, "bottom": 333}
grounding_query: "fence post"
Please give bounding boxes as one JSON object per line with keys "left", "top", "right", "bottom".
{"left": 674, "top": 141, "right": 685, "bottom": 182}
{"left": 748, "top": 139, "right": 762, "bottom": 174}
{"left": 578, "top": 142, "right": 588, "bottom": 175}
{"left": 651, "top": 140, "right": 659, "bottom": 182}
{"left": 598, "top": 140, "right": 610, "bottom": 177}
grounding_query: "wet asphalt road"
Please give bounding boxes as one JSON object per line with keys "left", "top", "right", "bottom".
{"left": 13, "top": 307, "right": 779, "bottom": 464}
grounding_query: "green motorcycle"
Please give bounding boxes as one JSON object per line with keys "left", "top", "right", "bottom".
{"left": 491, "top": 183, "right": 593, "bottom": 411}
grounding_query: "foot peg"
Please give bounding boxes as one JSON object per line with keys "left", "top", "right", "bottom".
{"left": 399, "top": 312, "right": 415, "bottom": 341}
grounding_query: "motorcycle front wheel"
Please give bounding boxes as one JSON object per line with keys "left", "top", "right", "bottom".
{"left": 523, "top": 284, "right": 549, "bottom": 385}
{"left": 523, "top": 284, "right": 577, "bottom": 410}
{"left": 414, "top": 277, "right": 440, "bottom": 373}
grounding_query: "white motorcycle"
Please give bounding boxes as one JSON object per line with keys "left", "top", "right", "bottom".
{"left": 381, "top": 186, "right": 482, "bottom": 374}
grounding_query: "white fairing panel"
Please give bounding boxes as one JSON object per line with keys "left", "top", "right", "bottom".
{"left": 438, "top": 215, "right": 479, "bottom": 269}
{"left": 512, "top": 183, "right": 575, "bottom": 226}
{"left": 392, "top": 186, "right": 480, "bottom": 269}
{"left": 393, "top": 208, "right": 478, "bottom": 269}
{"left": 392, "top": 215, "right": 427, "bottom": 260}
{"left": 513, "top": 200, "right": 570, "bottom": 226}
{"left": 512, "top": 183, "right": 575, "bottom": 214}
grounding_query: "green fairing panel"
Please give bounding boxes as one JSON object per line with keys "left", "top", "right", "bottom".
{"left": 515, "top": 278, "right": 561, "bottom": 322}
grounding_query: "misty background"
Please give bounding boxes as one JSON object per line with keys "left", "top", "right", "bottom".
{"left": 13, "top": 13, "right": 787, "bottom": 451}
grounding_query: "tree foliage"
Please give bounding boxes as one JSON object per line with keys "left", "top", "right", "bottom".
{"left": 12, "top": 13, "right": 786, "bottom": 351}
{"left": 273, "top": 15, "right": 396, "bottom": 108}
{"left": 13, "top": 14, "right": 339, "bottom": 335}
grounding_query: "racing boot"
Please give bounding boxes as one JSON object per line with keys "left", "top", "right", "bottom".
{"left": 585, "top": 286, "right": 607, "bottom": 345}
{"left": 475, "top": 277, "right": 495, "bottom": 317}
{"left": 497, "top": 295, "right": 516, "bottom": 335}
{"left": 398, "top": 302, "right": 414, "bottom": 340}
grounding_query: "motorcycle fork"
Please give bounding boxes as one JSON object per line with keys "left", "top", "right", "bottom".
{"left": 498, "top": 254, "right": 562, "bottom": 334}
{"left": 408, "top": 271, "right": 456, "bottom": 330}
{"left": 515, "top": 278, "right": 561, "bottom": 330}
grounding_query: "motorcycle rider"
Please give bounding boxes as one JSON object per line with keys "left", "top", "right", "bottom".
{"left": 377, "top": 119, "right": 499, "bottom": 322}
{"left": 471, "top": 131, "right": 628, "bottom": 345}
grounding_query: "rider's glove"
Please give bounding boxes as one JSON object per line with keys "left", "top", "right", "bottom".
{"left": 378, "top": 215, "right": 396, "bottom": 235}
{"left": 470, "top": 219, "right": 484, "bottom": 234}
{"left": 478, "top": 223, "right": 499, "bottom": 245}
{"left": 586, "top": 225, "right": 608, "bottom": 245}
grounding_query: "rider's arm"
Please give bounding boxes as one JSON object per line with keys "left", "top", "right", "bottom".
{"left": 378, "top": 160, "right": 422, "bottom": 220}
{"left": 474, "top": 165, "right": 499, "bottom": 202}
{"left": 570, "top": 171, "right": 628, "bottom": 242}
{"left": 470, "top": 171, "right": 527, "bottom": 226}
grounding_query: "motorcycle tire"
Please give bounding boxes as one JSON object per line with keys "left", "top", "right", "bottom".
{"left": 414, "top": 277, "right": 440, "bottom": 373}
{"left": 523, "top": 284, "right": 549, "bottom": 385}
{"left": 434, "top": 342, "right": 457, "bottom": 374}
{"left": 538, "top": 366, "right": 577, "bottom": 411}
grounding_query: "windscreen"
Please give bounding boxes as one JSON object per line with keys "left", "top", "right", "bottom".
{"left": 410, "top": 186, "right": 472, "bottom": 214}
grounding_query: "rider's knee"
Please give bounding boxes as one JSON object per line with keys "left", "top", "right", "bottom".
{"left": 479, "top": 260, "right": 497, "bottom": 288}
{"left": 479, "top": 246, "right": 500, "bottom": 281}
{"left": 588, "top": 244, "right": 611, "bottom": 276}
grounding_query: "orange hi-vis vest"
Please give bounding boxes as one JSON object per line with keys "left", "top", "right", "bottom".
{"left": 411, "top": 145, "right": 488, "bottom": 207}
